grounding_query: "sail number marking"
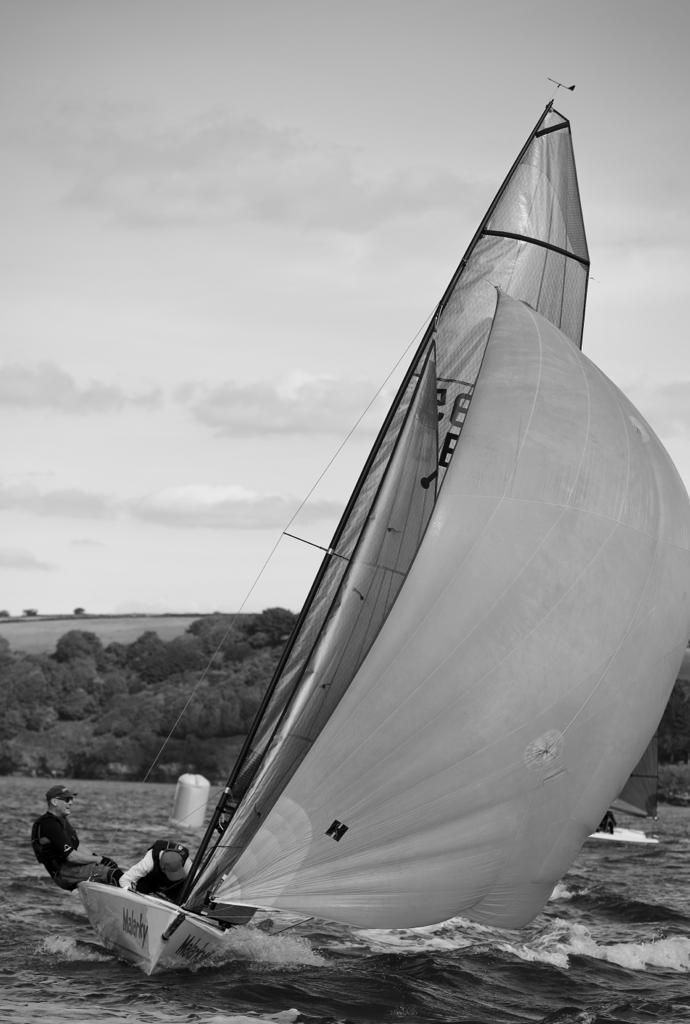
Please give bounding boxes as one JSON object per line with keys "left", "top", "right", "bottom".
{"left": 437, "top": 382, "right": 474, "bottom": 469}
{"left": 325, "top": 819, "right": 349, "bottom": 842}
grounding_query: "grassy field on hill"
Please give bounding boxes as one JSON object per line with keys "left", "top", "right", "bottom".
{"left": 0, "top": 615, "right": 206, "bottom": 654}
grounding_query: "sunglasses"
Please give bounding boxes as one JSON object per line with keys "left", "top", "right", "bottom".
{"left": 58, "top": 797, "right": 74, "bottom": 803}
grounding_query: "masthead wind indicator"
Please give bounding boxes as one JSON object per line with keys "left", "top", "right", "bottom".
{"left": 547, "top": 77, "right": 575, "bottom": 91}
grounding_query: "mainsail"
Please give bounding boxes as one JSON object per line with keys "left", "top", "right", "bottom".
{"left": 611, "top": 735, "right": 658, "bottom": 818}
{"left": 183, "top": 104, "right": 690, "bottom": 930}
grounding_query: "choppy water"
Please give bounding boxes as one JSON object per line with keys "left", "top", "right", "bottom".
{"left": 5, "top": 776, "right": 690, "bottom": 1023}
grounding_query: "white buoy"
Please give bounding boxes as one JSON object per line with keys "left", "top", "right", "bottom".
{"left": 170, "top": 773, "right": 210, "bottom": 830}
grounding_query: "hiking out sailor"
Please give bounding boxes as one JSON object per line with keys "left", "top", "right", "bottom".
{"left": 118, "top": 839, "right": 190, "bottom": 903}
{"left": 31, "top": 785, "right": 123, "bottom": 890}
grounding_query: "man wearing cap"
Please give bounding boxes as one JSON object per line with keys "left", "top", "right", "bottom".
{"left": 31, "top": 785, "right": 122, "bottom": 890}
{"left": 119, "top": 839, "right": 190, "bottom": 903}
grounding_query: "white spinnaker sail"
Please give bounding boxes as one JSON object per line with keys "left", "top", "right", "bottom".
{"left": 207, "top": 293, "right": 690, "bottom": 929}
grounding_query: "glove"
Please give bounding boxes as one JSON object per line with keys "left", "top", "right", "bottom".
{"left": 100, "top": 856, "right": 119, "bottom": 868}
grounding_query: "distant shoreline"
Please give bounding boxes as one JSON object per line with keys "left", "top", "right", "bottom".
{"left": 0, "top": 611, "right": 214, "bottom": 623}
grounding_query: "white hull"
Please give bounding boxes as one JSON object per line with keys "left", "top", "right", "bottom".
{"left": 587, "top": 827, "right": 658, "bottom": 845}
{"left": 78, "top": 882, "right": 253, "bottom": 973}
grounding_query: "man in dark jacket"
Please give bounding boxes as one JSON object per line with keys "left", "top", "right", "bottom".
{"left": 118, "top": 839, "right": 190, "bottom": 903}
{"left": 31, "top": 785, "right": 122, "bottom": 891}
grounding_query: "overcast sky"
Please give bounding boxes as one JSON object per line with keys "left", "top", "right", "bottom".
{"left": 1, "top": 0, "right": 689, "bottom": 617}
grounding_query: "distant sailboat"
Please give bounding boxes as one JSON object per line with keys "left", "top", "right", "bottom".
{"left": 79, "top": 102, "right": 690, "bottom": 972}
{"left": 613, "top": 735, "right": 659, "bottom": 819}
{"left": 589, "top": 736, "right": 660, "bottom": 844}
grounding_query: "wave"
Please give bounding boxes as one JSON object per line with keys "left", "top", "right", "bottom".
{"left": 204, "top": 1013, "right": 302, "bottom": 1024}
{"left": 498, "top": 918, "right": 690, "bottom": 972}
{"left": 550, "top": 881, "right": 588, "bottom": 902}
{"left": 8, "top": 998, "right": 306, "bottom": 1024}
{"left": 39, "top": 922, "right": 325, "bottom": 974}
{"left": 182, "top": 923, "right": 326, "bottom": 970}
{"left": 350, "top": 914, "right": 690, "bottom": 974}
{"left": 352, "top": 918, "right": 487, "bottom": 953}
{"left": 550, "top": 882, "right": 690, "bottom": 925}
{"left": 585, "top": 893, "right": 690, "bottom": 924}
{"left": 37, "top": 934, "right": 112, "bottom": 964}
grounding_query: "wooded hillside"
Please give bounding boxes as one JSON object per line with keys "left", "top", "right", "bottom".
{"left": 0, "top": 609, "right": 295, "bottom": 782}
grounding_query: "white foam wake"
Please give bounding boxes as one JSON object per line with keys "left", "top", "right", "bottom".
{"left": 499, "top": 919, "right": 690, "bottom": 972}
{"left": 354, "top": 916, "right": 690, "bottom": 972}
{"left": 38, "top": 934, "right": 112, "bottom": 963}
{"left": 200, "top": 924, "right": 325, "bottom": 967}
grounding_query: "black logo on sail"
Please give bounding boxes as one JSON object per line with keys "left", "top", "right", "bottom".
{"left": 325, "top": 819, "right": 348, "bottom": 842}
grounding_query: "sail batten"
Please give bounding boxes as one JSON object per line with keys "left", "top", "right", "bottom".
{"left": 483, "top": 229, "right": 590, "bottom": 265}
{"left": 536, "top": 121, "right": 570, "bottom": 137}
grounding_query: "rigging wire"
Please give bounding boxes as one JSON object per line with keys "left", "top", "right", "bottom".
{"left": 107, "top": 306, "right": 435, "bottom": 847}
{"left": 267, "top": 915, "right": 315, "bottom": 935}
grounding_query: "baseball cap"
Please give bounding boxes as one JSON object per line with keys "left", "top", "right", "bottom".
{"left": 46, "top": 784, "right": 76, "bottom": 801}
{"left": 159, "top": 849, "right": 187, "bottom": 881}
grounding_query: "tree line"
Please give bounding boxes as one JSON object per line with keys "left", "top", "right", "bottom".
{"left": 0, "top": 610, "right": 688, "bottom": 781}
{"left": 0, "top": 608, "right": 296, "bottom": 780}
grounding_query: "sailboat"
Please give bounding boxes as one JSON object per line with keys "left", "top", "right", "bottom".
{"left": 588, "top": 736, "right": 660, "bottom": 844}
{"left": 79, "top": 102, "right": 690, "bottom": 972}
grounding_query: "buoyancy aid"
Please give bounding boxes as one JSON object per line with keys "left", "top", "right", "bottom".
{"left": 136, "top": 839, "right": 189, "bottom": 899}
{"left": 31, "top": 812, "right": 79, "bottom": 877}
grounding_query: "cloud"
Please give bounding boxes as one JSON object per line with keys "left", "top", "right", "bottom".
{"left": 0, "top": 363, "right": 160, "bottom": 413}
{"left": 130, "top": 484, "right": 341, "bottom": 529}
{"left": 0, "top": 480, "right": 340, "bottom": 531}
{"left": 25, "top": 103, "right": 474, "bottom": 231}
{"left": 0, "top": 548, "right": 55, "bottom": 571}
{"left": 0, "top": 482, "right": 113, "bottom": 519}
{"left": 179, "top": 370, "right": 390, "bottom": 436}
